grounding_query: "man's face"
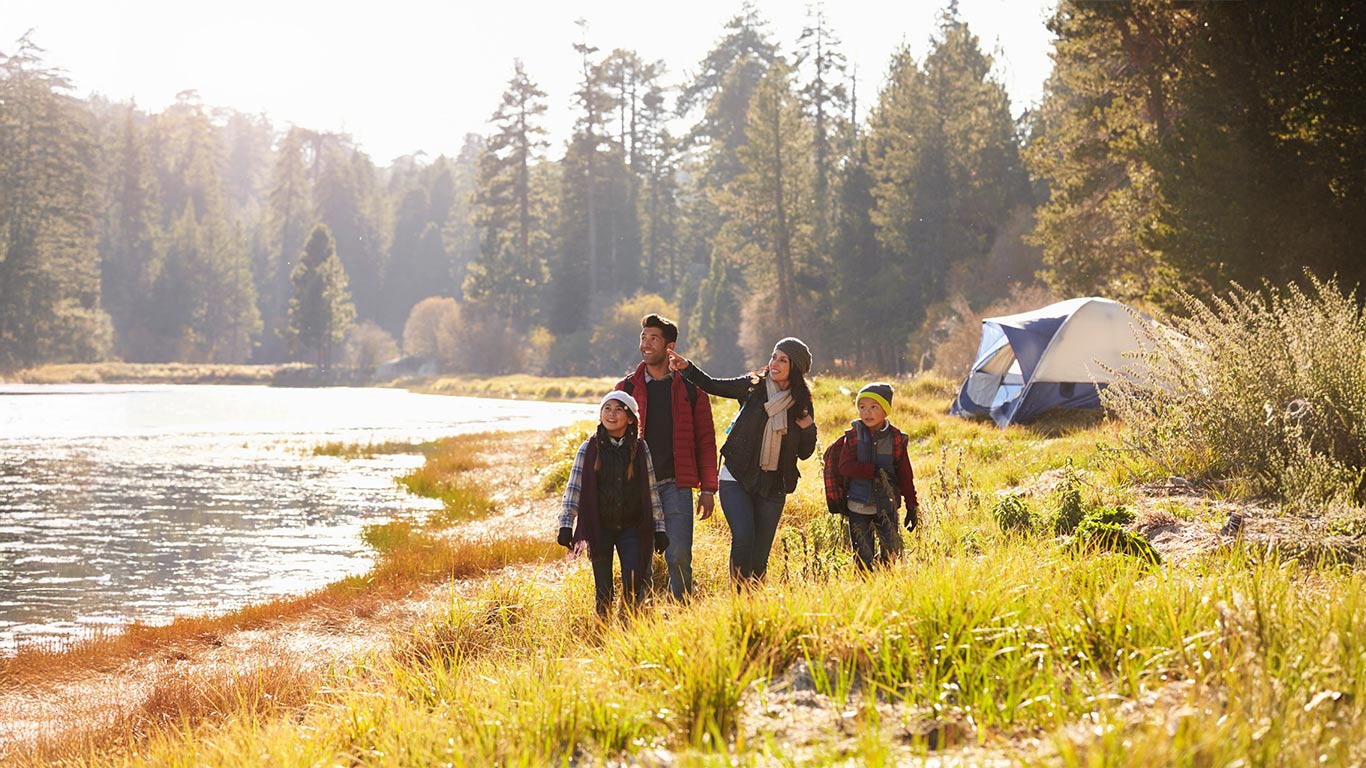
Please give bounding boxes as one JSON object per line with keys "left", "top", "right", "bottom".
{"left": 640, "top": 327, "right": 672, "bottom": 366}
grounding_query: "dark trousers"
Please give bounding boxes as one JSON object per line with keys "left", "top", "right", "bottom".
{"left": 848, "top": 508, "right": 903, "bottom": 571}
{"left": 591, "top": 526, "right": 645, "bottom": 614}
{"left": 719, "top": 479, "right": 786, "bottom": 583}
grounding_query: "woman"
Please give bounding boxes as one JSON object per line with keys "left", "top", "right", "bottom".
{"left": 668, "top": 337, "right": 816, "bottom": 584}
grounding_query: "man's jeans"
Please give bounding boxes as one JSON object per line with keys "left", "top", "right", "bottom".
{"left": 590, "top": 526, "right": 644, "bottom": 614}
{"left": 655, "top": 480, "right": 695, "bottom": 599}
{"left": 718, "top": 479, "right": 786, "bottom": 582}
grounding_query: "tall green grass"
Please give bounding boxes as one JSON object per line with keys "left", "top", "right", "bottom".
{"left": 21, "top": 369, "right": 1366, "bottom": 766}
{"left": 99, "top": 542, "right": 1366, "bottom": 767}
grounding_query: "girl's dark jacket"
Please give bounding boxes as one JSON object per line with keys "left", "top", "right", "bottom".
{"left": 679, "top": 364, "right": 817, "bottom": 495}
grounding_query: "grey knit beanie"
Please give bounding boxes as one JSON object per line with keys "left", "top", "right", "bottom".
{"left": 774, "top": 337, "right": 812, "bottom": 374}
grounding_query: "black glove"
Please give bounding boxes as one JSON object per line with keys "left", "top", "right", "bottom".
{"left": 653, "top": 530, "right": 670, "bottom": 554}
{"left": 557, "top": 527, "right": 573, "bottom": 549}
{"left": 827, "top": 498, "right": 848, "bottom": 516}
{"left": 903, "top": 504, "right": 919, "bottom": 532}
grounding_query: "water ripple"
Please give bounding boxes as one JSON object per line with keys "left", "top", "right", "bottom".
{"left": 0, "top": 384, "right": 593, "bottom": 653}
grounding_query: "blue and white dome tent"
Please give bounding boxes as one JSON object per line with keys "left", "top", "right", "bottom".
{"left": 950, "top": 297, "right": 1162, "bottom": 427}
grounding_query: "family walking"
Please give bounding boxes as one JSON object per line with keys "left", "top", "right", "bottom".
{"left": 557, "top": 313, "right": 919, "bottom": 615}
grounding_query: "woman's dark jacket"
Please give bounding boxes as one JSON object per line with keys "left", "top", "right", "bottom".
{"left": 679, "top": 364, "right": 816, "bottom": 495}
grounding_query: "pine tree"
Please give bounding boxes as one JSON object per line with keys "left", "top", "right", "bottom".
{"left": 679, "top": 3, "right": 779, "bottom": 369}
{"left": 139, "top": 95, "right": 260, "bottom": 362}
{"left": 314, "top": 139, "right": 385, "bottom": 327}
{"left": 261, "top": 127, "right": 315, "bottom": 361}
{"left": 716, "top": 59, "right": 814, "bottom": 351}
{"left": 865, "top": 46, "right": 936, "bottom": 367}
{"left": 795, "top": 2, "right": 850, "bottom": 273}
{"left": 924, "top": 11, "right": 1028, "bottom": 277}
{"left": 287, "top": 224, "right": 356, "bottom": 369}
{"left": 198, "top": 217, "right": 261, "bottom": 362}
{"left": 638, "top": 86, "right": 681, "bottom": 292}
{"left": 1025, "top": 2, "right": 1186, "bottom": 301}
{"left": 441, "top": 133, "right": 484, "bottom": 301}
{"left": 1146, "top": 1, "right": 1366, "bottom": 296}
{"left": 830, "top": 138, "right": 891, "bottom": 369}
{"left": 465, "top": 60, "right": 551, "bottom": 327}
{"left": 0, "top": 35, "right": 112, "bottom": 367}
{"left": 101, "top": 105, "right": 163, "bottom": 361}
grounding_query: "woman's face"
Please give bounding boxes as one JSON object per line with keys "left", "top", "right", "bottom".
{"left": 768, "top": 349, "right": 792, "bottom": 385}
{"left": 600, "top": 399, "right": 635, "bottom": 435}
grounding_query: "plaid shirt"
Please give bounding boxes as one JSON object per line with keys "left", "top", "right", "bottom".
{"left": 822, "top": 436, "right": 849, "bottom": 515}
{"left": 559, "top": 437, "right": 665, "bottom": 532}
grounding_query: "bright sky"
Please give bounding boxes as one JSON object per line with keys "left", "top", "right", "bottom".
{"left": 2, "top": 0, "right": 1057, "bottom": 164}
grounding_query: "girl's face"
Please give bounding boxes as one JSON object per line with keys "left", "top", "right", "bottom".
{"left": 768, "top": 350, "right": 792, "bottom": 386}
{"left": 600, "top": 400, "right": 635, "bottom": 437}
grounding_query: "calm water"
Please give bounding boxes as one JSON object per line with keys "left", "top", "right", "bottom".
{"left": 0, "top": 384, "right": 593, "bottom": 653}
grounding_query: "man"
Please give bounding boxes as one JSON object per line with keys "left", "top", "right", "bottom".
{"left": 615, "top": 313, "right": 718, "bottom": 600}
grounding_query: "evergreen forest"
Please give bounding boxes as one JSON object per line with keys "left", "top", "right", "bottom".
{"left": 2, "top": 1, "right": 1362, "bottom": 376}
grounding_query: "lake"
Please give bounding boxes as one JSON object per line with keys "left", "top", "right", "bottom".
{"left": 0, "top": 384, "right": 594, "bottom": 653}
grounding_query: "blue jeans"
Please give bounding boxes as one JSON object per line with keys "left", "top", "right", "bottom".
{"left": 656, "top": 481, "right": 695, "bottom": 599}
{"left": 719, "top": 479, "right": 786, "bottom": 583}
{"left": 848, "top": 508, "right": 903, "bottom": 571}
{"left": 590, "top": 526, "right": 645, "bottom": 614}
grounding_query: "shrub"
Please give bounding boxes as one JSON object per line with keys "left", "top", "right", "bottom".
{"left": 992, "top": 493, "right": 1034, "bottom": 534}
{"left": 1052, "top": 463, "right": 1086, "bottom": 534}
{"left": 1102, "top": 274, "right": 1366, "bottom": 505}
{"left": 402, "top": 296, "right": 463, "bottom": 367}
{"left": 343, "top": 320, "right": 399, "bottom": 372}
{"left": 1067, "top": 519, "right": 1161, "bottom": 565}
{"left": 1084, "top": 505, "right": 1136, "bottom": 527}
{"left": 539, "top": 427, "right": 592, "bottom": 496}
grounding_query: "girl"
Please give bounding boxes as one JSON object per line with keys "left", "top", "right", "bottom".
{"left": 668, "top": 338, "right": 816, "bottom": 584}
{"left": 558, "top": 391, "right": 668, "bottom": 615}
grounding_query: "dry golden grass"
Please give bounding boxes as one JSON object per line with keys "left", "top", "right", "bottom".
{"left": 0, "top": 428, "right": 564, "bottom": 764}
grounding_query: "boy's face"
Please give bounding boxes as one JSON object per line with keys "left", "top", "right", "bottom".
{"left": 857, "top": 397, "right": 888, "bottom": 430}
{"left": 600, "top": 400, "right": 635, "bottom": 437}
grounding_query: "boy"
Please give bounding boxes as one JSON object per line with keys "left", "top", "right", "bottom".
{"left": 831, "top": 382, "right": 919, "bottom": 570}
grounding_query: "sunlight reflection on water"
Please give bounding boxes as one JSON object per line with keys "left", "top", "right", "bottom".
{"left": 0, "top": 384, "right": 593, "bottom": 653}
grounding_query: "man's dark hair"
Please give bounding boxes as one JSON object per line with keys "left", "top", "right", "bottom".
{"left": 641, "top": 313, "right": 679, "bottom": 344}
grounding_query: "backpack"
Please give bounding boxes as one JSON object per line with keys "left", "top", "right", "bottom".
{"left": 822, "top": 434, "right": 849, "bottom": 515}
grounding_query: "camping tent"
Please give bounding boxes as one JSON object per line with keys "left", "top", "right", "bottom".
{"left": 950, "top": 297, "right": 1154, "bottom": 427}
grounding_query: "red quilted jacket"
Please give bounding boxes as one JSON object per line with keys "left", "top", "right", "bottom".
{"left": 617, "top": 364, "right": 719, "bottom": 493}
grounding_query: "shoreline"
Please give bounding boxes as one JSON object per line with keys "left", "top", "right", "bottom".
{"left": 0, "top": 426, "right": 575, "bottom": 757}
{"left": 4, "top": 362, "right": 617, "bottom": 403}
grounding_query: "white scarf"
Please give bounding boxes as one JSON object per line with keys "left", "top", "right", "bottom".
{"left": 759, "top": 376, "right": 793, "bottom": 471}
